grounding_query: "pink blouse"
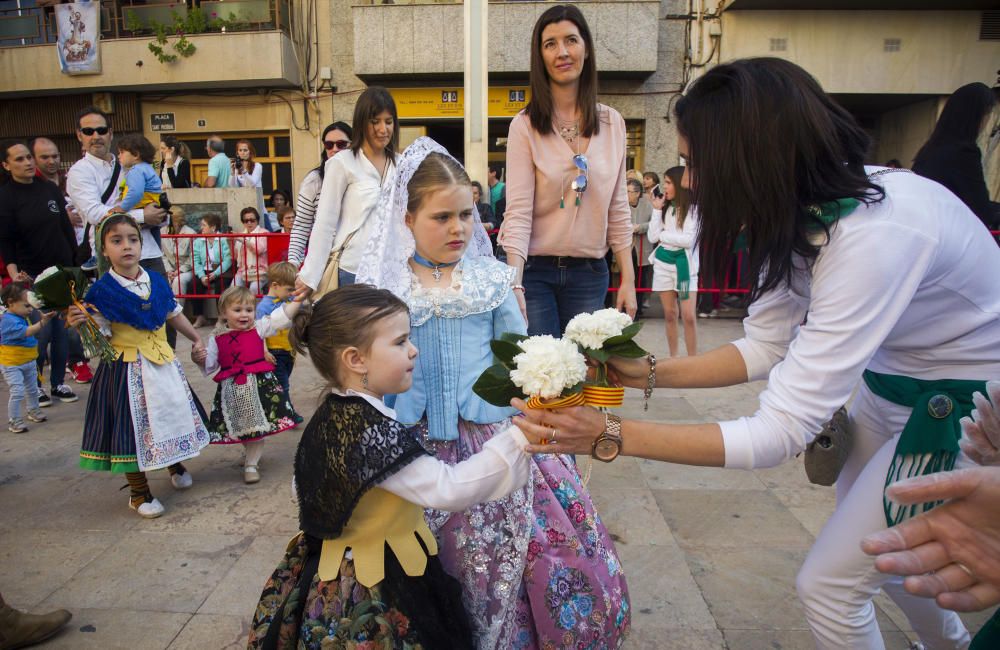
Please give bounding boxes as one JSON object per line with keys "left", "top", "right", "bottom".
{"left": 498, "top": 105, "right": 632, "bottom": 261}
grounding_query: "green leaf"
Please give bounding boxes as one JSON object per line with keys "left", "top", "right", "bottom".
{"left": 607, "top": 339, "right": 647, "bottom": 358}
{"left": 490, "top": 339, "right": 522, "bottom": 367}
{"left": 604, "top": 321, "right": 644, "bottom": 346}
{"left": 499, "top": 331, "right": 529, "bottom": 345}
{"left": 584, "top": 347, "right": 610, "bottom": 363}
{"left": 473, "top": 363, "right": 523, "bottom": 407}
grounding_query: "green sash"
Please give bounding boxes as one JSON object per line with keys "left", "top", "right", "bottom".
{"left": 654, "top": 246, "right": 690, "bottom": 300}
{"left": 862, "top": 370, "right": 986, "bottom": 527}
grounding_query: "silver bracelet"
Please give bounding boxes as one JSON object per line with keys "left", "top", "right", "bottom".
{"left": 643, "top": 353, "right": 656, "bottom": 411}
{"left": 511, "top": 284, "right": 525, "bottom": 292}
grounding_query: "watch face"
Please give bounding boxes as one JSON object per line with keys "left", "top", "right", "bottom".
{"left": 595, "top": 438, "right": 620, "bottom": 462}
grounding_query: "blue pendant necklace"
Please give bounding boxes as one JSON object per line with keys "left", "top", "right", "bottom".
{"left": 412, "top": 251, "right": 458, "bottom": 282}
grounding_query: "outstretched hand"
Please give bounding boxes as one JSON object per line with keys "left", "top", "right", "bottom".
{"left": 959, "top": 381, "right": 1000, "bottom": 466}
{"left": 293, "top": 276, "right": 314, "bottom": 301}
{"left": 860, "top": 466, "right": 1000, "bottom": 612}
{"left": 511, "top": 398, "right": 605, "bottom": 455}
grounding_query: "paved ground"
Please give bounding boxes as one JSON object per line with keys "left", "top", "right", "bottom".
{"left": 0, "top": 317, "right": 990, "bottom": 649}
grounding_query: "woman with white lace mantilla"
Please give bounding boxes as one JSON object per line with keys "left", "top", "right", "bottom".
{"left": 514, "top": 59, "right": 1000, "bottom": 649}
{"left": 357, "top": 137, "right": 630, "bottom": 650}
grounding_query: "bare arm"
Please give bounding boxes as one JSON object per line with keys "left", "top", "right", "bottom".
{"left": 607, "top": 342, "right": 750, "bottom": 390}
{"left": 513, "top": 399, "right": 727, "bottom": 466}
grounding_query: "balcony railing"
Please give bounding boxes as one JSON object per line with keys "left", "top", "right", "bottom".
{"left": 0, "top": 0, "right": 290, "bottom": 48}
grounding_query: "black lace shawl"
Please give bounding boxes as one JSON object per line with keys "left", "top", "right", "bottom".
{"left": 295, "top": 393, "right": 427, "bottom": 539}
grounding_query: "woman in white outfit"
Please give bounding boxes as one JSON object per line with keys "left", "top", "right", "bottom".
{"left": 287, "top": 122, "right": 353, "bottom": 266}
{"left": 295, "top": 87, "right": 399, "bottom": 296}
{"left": 513, "top": 58, "right": 1000, "bottom": 649}
{"left": 648, "top": 166, "right": 699, "bottom": 357}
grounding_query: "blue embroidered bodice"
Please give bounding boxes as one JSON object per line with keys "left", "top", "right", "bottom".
{"left": 85, "top": 271, "right": 176, "bottom": 331}
{"left": 391, "top": 256, "right": 526, "bottom": 441}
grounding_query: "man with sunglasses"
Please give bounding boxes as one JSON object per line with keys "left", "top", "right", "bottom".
{"left": 66, "top": 106, "right": 170, "bottom": 332}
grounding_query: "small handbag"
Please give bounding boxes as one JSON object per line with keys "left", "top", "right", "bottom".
{"left": 804, "top": 406, "right": 852, "bottom": 486}
{"left": 313, "top": 228, "right": 360, "bottom": 300}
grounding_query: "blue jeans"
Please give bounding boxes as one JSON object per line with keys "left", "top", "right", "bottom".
{"left": 523, "top": 257, "right": 610, "bottom": 337}
{"left": 2, "top": 360, "right": 40, "bottom": 421}
{"left": 34, "top": 314, "right": 67, "bottom": 390}
{"left": 270, "top": 349, "right": 294, "bottom": 401}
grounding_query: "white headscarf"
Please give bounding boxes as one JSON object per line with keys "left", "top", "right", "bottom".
{"left": 354, "top": 137, "right": 494, "bottom": 302}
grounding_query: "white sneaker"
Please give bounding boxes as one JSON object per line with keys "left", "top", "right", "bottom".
{"left": 170, "top": 471, "right": 193, "bottom": 490}
{"left": 129, "top": 497, "right": 165, "bottom": 519}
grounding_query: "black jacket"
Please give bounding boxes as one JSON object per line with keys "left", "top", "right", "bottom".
{"left": 0, "top": 179, "right": 77, "bottom": 276}
{"left": 166, "top": 158, "right": 192, "bottom": 189}
{"left": 913, "top": 142, "right": 997, "bottom": 229}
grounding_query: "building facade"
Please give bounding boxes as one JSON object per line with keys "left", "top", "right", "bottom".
{"left": 1, "top": 1, "right": 996, "bottom": 200}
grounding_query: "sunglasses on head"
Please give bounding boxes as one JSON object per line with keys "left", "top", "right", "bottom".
{"left": 324, "top": 139, "right": 350, "bottom": 151}
{"left": 80, "top": 127, "right": 109, "bottom": 136}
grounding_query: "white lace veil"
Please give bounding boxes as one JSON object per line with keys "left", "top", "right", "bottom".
{"left": 355, "top": 136, "right": 495, "bottom": 302}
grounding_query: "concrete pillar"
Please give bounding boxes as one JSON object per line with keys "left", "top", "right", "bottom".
{"left": 464, "top": 0, "right": 488, "bottom": 182}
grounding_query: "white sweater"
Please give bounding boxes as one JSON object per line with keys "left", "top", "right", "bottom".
{"left": 648, "top": 205, "right": 700, "bottom": 275}
{"left": 720, "top": 169, "right": 1000, "bottom": 469}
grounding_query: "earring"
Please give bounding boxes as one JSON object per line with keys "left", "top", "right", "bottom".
{"left": 362, "top": 372, "right": 369, "bottom": 389}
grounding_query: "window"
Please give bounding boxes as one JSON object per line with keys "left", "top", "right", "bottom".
{"left": 179, "top": 131, "right": 292, "bottom": 197}
{"left": 626, "top": 120, "right": 644, "bottom": 172}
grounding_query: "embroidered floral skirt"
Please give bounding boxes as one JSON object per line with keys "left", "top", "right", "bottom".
{"left": 419, "top": 418, "right": 631, "bottom": 650}
{"left": 247, "top": 533, "right": 473, "bottom": 650}
{"left": 81, "top": 356, "right": 209, "bottom": 473}
{"left": 208, "top": 371, "right": 298, "bottom": 444}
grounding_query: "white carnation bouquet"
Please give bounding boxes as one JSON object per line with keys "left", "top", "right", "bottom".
{"left": 473, "top": 333, "right": 588, "bottom": 408}
{"left": 563, "top": 308, "right": 648, "bottom": 406}
{"left": 30, "top": 265, "right": 118, "bottom": 363}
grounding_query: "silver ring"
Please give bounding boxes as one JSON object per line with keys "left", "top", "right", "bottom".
{"left": 551, "top": 429, "right": 558, "bottom": 443}
{"left": 955, "top": 562, "right": 974, "bottom": 578}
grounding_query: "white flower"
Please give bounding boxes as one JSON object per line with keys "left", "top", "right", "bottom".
{"left": 33, "top": 266, "right": 62, "bottom": 284}
{"left": 564, "top": 308, "right": 633, "bottom": 350}
{"left": 509, "top": 335, "right": 588, "bottom": 399}
{"left": 26, "top": 291, "right": 42, "bottom": 310}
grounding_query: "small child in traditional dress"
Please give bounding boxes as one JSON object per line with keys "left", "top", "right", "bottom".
{"left": 247, "top": 284, "right": 533, "bottom": 649}
{"left": 0, "top": 284, "right": 54, "bottom": 433}
{"left": 200, "top": 285, "right": 299, "bottom": 484}
{"left": 68, "top": 213, "right": 209, "bottom": 519}
{"left": 255, "top": 262, "right": 301, "bottom": 422}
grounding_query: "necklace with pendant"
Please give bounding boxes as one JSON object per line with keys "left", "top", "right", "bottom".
{"left": 412, "top": 251, "right": 458, "bottom": 283}
{"left": 555, "top": 113, "right": 580, "bottom": 144}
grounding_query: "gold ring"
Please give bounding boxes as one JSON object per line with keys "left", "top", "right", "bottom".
{"left": 551, "top": 429, "right": 558, "bottom": 443}
{"left": 955, "top": 562, "right": 974, "bottom": 578}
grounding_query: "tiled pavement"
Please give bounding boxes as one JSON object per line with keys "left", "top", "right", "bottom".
{"left": 0, "top": 318, "right": 989, "bottom": 649}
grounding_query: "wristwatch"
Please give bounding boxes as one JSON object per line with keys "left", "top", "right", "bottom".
{"left": 592, "top": 414, "right": 623, "bottom": 463}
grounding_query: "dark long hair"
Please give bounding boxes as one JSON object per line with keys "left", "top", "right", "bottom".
{"left": 350, "top": 87, "right": 399, "bottom": 159}
{"left": 663, "top": 166, "right": 690, "bottom": 228}
{"left": 913, "top": 82, "right": 997, "bottom": 165}
{"left": 526, "top": 4, "right": 600, "bottom": 138}
{"left": 675, "top": 58, "right": 882, "bottom": 302}
{"left": 315, "top": 121, "right": 353, "bottom": 179}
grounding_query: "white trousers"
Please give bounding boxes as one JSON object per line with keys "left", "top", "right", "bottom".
{"left": 796, "top": 384, "right": 972, "bottom": 649}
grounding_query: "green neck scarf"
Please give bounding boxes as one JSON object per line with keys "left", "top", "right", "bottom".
{"left": 862, "top": 370, "right": 986, "bottom": 527}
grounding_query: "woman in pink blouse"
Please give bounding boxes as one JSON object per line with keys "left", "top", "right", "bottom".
{"left": 498, "top": 4, "right": 636, "bottom": 337}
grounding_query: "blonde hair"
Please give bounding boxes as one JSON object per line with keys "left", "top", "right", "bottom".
{"left": 215, "top": 286, "right": 256, "bottom": 332}
{"left": 266, "top": 261, "right": 297, "bottom": 286}
{"left": 406, "top": 152, "right": 472, "bottom": 215}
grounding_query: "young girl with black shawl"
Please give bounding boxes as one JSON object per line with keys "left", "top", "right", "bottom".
{"left": 247, "top": 284, "right": 533, "bottom": 649}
